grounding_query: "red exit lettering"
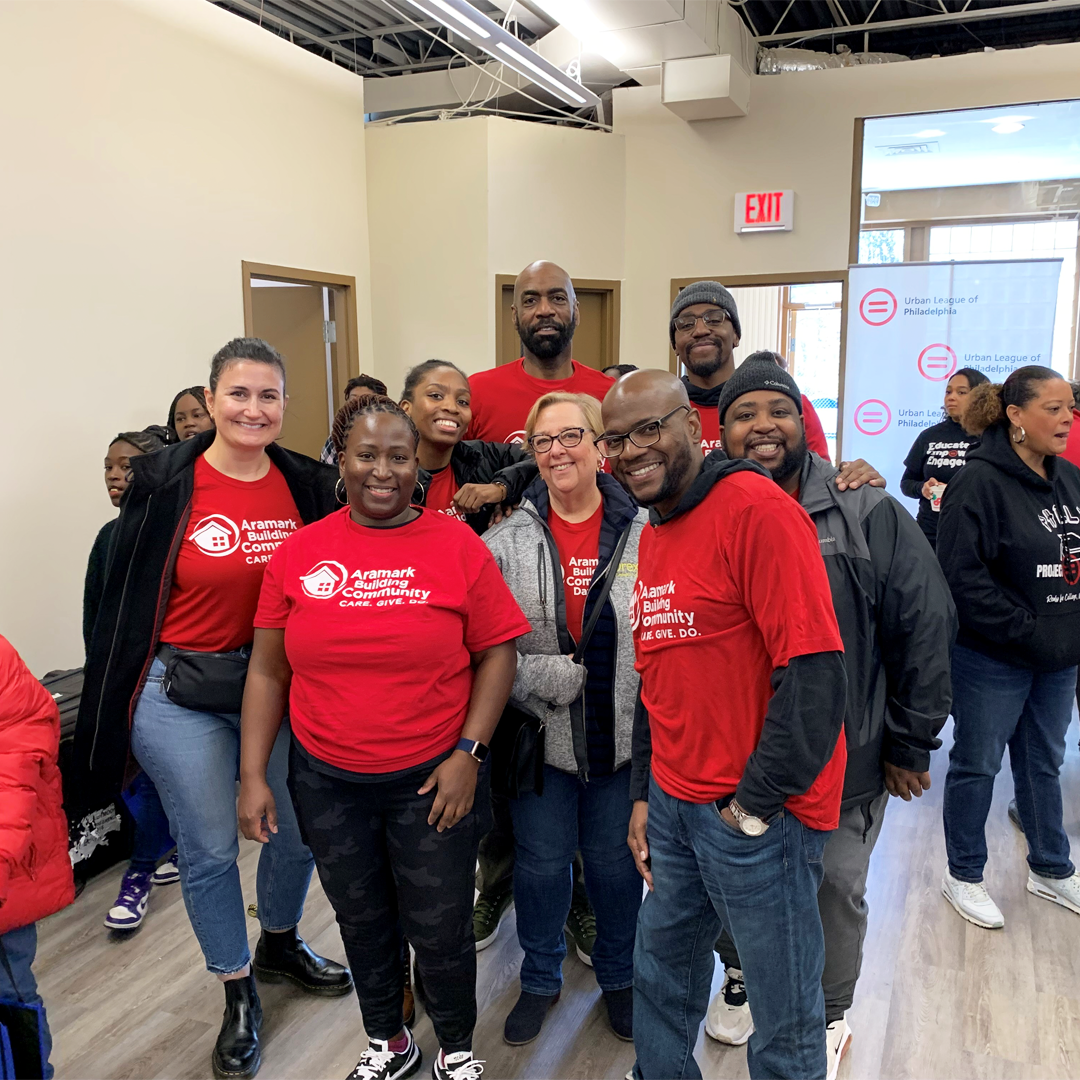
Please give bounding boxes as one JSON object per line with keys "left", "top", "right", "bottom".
{"left": 745, "top": 192, "right": 783, "bottom": 223}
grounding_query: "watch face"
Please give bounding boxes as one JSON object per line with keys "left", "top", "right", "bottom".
{"left": 741, "top": 817, "right": 767, "bottom": 836}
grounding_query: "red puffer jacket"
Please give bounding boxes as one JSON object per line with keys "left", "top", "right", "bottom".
{"left": 0, "top": 635, "right": 75, "bottom": 935}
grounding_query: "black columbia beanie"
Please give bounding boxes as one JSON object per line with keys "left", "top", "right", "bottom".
{"left": 669, "top": 280, "right": 742, "bottom": 347}
{"left": 716, "top": 360, "right": 804, "bottom": 426}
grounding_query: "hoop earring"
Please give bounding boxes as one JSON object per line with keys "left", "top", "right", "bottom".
{"left": 1013, "top": 425, "right": 1027, "bottom": 444}
{"left": 413, "top": 480, "right": 426, "bottom": 505}
{"left": 335, "top": 478, "right": 348, "bottom": 505}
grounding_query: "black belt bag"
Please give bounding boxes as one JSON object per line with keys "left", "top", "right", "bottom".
{"left": 157, "top": 644, "right": 251, "bottom": 714}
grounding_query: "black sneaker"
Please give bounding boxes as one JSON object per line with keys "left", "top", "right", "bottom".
{"left": 564, "top": 898, "right": 596, "bottom": 967}
{"left": 346, "top": 1032, "right": 422, "bottom": 1080}
{"left": 503, "top": 989, "right": 559, "bottom": 1045}
{"left": 473, "top": 891, "right": 513, "bottom": 951}
{"left": 603, "top": 987, "right": 633, "bottom": 1041}
{"left": 432, "top": 1050, "right": 484, "bottom": 1080}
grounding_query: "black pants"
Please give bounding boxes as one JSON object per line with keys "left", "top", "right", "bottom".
{"left": 289, "top": 743, "right": 485, "bottom": 1052}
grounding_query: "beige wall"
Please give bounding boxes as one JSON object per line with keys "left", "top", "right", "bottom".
{"left": 0, "top": 0, "right": 372, "bottom": 674}
{"left": 366, "top": 116, "right": 626, "bottom": 392}
{"left": 615, "top": 41, "right": 1080, "bottom": 369}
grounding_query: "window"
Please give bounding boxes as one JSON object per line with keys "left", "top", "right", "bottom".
{"left": 858, "top": 228, "right": 905, "bottom": 264}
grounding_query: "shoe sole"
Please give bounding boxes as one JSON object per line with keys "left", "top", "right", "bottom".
{"left": 703, "top": 1019, "right": 754, "bottom": 1046}
{"left": 252, "top": 964, "right": 354, "bottom": 997}
{"left": 574, "top": 945, "right": 594, "bottom": 968}
{"left": 940, "top": 882, "right": 1004, "bottom": 929}
{"left": 826, "top": 1029, "right": 852, "bottom": 1080}
{"left": 1027, "top": 877, "right": 1080, "bottom": 916}
{"left": 151, "top": 874, "right": 180, "bottom": 886}
{"left": 104, "top": 914, "right": 146, "bottom": 931}
{"left": 212, "top": 1051, "right": 261, "bottom": 1080}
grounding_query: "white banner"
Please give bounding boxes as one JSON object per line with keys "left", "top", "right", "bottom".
{"left": 842, "top": 259, "right": 1060, "bottom": 510}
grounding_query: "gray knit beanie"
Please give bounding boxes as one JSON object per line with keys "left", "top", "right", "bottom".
{"left": 669, "top": 280, "right": 742, "bottom": 347}
{"left": 716, "top": 360, "right": 803, "bottom": 426}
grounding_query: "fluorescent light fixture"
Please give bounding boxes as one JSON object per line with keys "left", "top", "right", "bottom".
{"left": 913, "top": 129, "right": 945, "bottom": 137}
{"left": 992, "top": 121, "right": 1025, "bottom": 134}
{"left": 403, "top": 0, "right": 600, "bottom": 110}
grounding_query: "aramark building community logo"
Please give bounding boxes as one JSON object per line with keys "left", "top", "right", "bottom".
{"left": 190, "top": 515, "right": 241, "bottom": 557}
{"left": 300, "top": 561, "right": 349, "bottom": 599}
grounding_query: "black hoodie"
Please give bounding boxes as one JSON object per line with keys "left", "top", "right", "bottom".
{"left": 629, "top": 451, "right": 848, "bottom": 819}
{"left": 900, "top": 416, "right": 979, "bottom": 548}
{"left": 70, "top": 430, "right": 337, "bottom": 817}
{"left": 937, "top": 423, "right": 1080, "bottom": 672}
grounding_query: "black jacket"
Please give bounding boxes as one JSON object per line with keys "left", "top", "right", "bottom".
{"left": 83, "top": 518, "right": 117, "bottom": 655}
{"left": 415, "top": 439, "right": 533, "bottom": 534}
{"left": 937, "top": 423, "right": 1080, "bottom": 672}
{"left": 629, "top": 451, "right": 848, "bottom": 819}
{"left": 799, "top": 453, "right": 954, "bottom": 807}
{"left": 901, "top": 417, "right": 979, "bottom": 547}
{"left": 70, "top": 430, "right": 337, "bottom": 815}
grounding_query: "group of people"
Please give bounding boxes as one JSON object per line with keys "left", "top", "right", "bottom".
{"left": 1, "top": 260, "right": 1077, "bottom": 1080}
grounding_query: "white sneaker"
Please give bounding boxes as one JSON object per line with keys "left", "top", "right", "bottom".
{"left": 825, "top": 1016, "right": 852, "bottom": 1080}
{"left": 704, "top": 967, "right": 754, "bottom": 1045}
{"left": 150, "top": 851, "right": 180, "bottom": 886}
{"left": 941, "top": 871, "right": 1004, "bottom": 929}
{"left": 1027, "top": 871, "right": 1080, "bottom": 915}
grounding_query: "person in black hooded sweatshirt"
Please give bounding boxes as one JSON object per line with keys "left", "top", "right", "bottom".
{"left": 900, "top": 367, "right": 988, "bottom": 549}
{"left": 937, "top": 365, "right": 1080, "bottom": 931}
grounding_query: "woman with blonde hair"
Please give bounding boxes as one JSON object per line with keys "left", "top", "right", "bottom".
{"left": 483, "top": 392, "right": 646, "bottom": 1046}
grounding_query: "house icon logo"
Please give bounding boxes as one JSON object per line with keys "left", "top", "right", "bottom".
{"left": 629, "top": 578, "right": 646, "bottom": 632}
{"left": 190, "top": 515, "right": 241, "bottom": 557}
{"left": 300, "top": 561, "right": 348, "bottom": 599}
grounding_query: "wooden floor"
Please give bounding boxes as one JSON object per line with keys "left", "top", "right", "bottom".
{"left": 39, "top": 714, "right": 1080, "bottom": 1080}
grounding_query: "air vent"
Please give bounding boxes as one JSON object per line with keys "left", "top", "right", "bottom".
{"left": 878, "top": 141, "right": 940, "bottom": 156}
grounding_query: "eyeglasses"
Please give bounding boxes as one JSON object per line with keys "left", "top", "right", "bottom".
{"left": 527, "top": 427, "right": 588, "bottom": 453}
{"left": 673, "top": 309, "right": 728, "bottom": 334}
{"left": 597, "top": 405, "right": 690, "bottom": 458}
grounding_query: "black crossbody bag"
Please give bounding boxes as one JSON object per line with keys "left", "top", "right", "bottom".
{"left": 491, "top": 525, "right": 631, "bottom": 799}
{"left": 157, "top": 644, "right": 251, "bottom": 714}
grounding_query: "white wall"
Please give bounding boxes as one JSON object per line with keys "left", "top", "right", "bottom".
{"left": 615, "top": 40, "right": 1080, "bottom": 369}
{"left": 0, "top": 0, "right": 372, "bottom": 674}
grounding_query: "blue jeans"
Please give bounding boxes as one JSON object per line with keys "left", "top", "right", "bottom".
{"left": 633, "top": 777, "right": 829, "bottom": 1080}
{"left": 123, "top": 770, "right": 176, "bottom": 875}
{"left": 131, "top": 657, "right": 314, "bottom": 974}
{"left": 0, "top": 924, "right": 52, "bottom": 1079}
{"left": 509, "top": 764, "right": 640, "bottom": 995}
{"left": 943, "top": 645, "right": 1076, "bottom": 883}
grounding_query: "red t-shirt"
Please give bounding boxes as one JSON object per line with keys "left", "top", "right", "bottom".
{"left": 548, "top": 503, "right": 603, "bottom": 642}
{"left": 255, "top": 508, "right": 531, "bottom": 774}
{"left": 696, "top": 395, "right": 829, "bottom": 459}
{"left": 159, "top": 456, "right": 300, "bottom": 652}
{"left": 466, "top": 359, "right": 614, "bottom": 444}
{"left": 632, "top": 471, "right": 846, "bottom": 830}
{"left": 1063, "top": 408, "right": 1080, "bottom": 469}
{"left": 425, "top": 465, "right": 465, "bottom": 522}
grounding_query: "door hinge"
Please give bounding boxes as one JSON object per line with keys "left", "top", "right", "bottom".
{"left": 323, "top": 320, "right": 337, "bottom": 344}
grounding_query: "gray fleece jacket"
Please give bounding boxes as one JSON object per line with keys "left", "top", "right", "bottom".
{"left": 483, "top": 474, "right": 645, "bottom": 777}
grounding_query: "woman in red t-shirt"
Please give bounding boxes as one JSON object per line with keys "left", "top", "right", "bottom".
{"left": 80, "top": 339, "right": 350, "bottom": 1080}
{"left": 481, "top": 392, "right": 646, "bottom": 1046}
{"left": 238, "top": 395, "right": 528, "bottom": 1080}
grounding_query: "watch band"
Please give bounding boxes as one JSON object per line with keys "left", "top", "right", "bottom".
{"left": 729, "top": 798, "right": 768, "bottom": 836}
{"left": 456, "top": 737, "right": 489, "bottom": 763}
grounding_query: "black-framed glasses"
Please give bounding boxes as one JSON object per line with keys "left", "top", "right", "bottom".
{"left": 527, "top": 427, "right": 587, "bottom": 453}
{"left": 673, "top": 309, "right": 728, "bottom": 334}
{"left": 597, "top": 405, "right": 690, "bottom": 458}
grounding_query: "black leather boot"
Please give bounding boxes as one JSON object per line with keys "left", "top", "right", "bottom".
{"left": 252, "top": 927, "right": 353, "bottom": 996}
{"left": 212, "top": 974, "right": 262, "bottom": 1079}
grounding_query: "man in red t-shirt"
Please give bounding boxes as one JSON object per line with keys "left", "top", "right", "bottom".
{"left": 600, "top": 369, "right": 847, "bottom": 1080}
{"left": 670, "top": 280, "right": 830, "bottom": 458}
{"left": 465, "top": 261, "right": 614, "bottom": 444}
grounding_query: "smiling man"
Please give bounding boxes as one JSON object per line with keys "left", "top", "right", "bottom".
{"left": 601, "top": 370, "right": 848, "bottom": 1080}
{"left": 465, "top": 262, "right": 613, "bottom": 444}
{"left": 706, "top": 360, "right": 956, "bottom": 1079}
{"left": 670, "top": 281, "right": 829, "bottom": 457}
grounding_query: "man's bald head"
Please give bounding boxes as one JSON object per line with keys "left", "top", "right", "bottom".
{"left": 601, "top": 369, "right": 702, "bottom": 514}
{"left": 513, "top": 261, "right": 579, "bottom": 370}
{"left": 514, "top": 261, "right": 575, "bottom": 305}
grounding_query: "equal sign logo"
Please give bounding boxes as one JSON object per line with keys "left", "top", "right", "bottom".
{"left": 854, "top": 399, "right": 892, "bottom": 436}
{"left": 859, "top": 288, "right": 897, "bottom": 326}
{"left": 917, "top": 343, "right": 957, "bottom": 381}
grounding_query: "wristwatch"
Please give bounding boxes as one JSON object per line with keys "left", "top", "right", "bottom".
{"left": 728, "top": 798, "right": 768, "bottom": 837}
{"left": 456, "top": 738, "right": 489, "bottom": 764}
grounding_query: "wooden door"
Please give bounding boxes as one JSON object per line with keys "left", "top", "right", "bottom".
{"left": 495, "top": 277, "right": 621, "bottom": 370}
{"left": 249, "top": 283, "right": 329, "bottom": 459}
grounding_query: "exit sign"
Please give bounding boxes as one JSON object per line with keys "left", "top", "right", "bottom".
{"left": 734, "top": 190, "right": 794, "bottom": 233}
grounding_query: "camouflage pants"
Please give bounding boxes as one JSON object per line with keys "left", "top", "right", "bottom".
{"left": 288, "top": 743, "right": 485, "bottom": 1052}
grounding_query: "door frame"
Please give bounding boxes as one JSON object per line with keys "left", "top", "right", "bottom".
{"left": 241, "top": 261, "right": 360, "bottom": 409}
{"left": 495, "top": 275, "right": 622, "bottom": 368}
{"left": 670, "top": 271, "right": 850, "bottom": 457}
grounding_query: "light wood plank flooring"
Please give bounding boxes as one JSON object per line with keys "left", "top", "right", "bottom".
{"left": 37, "top": 714, "right": 1080, "bottom": 1080}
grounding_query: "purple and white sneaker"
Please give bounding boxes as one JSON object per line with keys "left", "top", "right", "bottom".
{"left": 104, "top": 870, "right": 152, "bottom": 930}
{"left": 151, "top": 851, "right": 180, "bottom": 886}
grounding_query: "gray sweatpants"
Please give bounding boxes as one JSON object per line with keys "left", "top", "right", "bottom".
{"left": 716, "top": 792, "right": 889, "bottom": 1023}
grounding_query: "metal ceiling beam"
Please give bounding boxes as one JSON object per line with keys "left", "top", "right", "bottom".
{"left": 754, "top": 0, "right": 1080, "bottom": 43}
{"left": 215, "top": 0, "right": 380, "bottom": 67}
{"left": 325, "top": 17, "right": 442, "bottom": 40}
